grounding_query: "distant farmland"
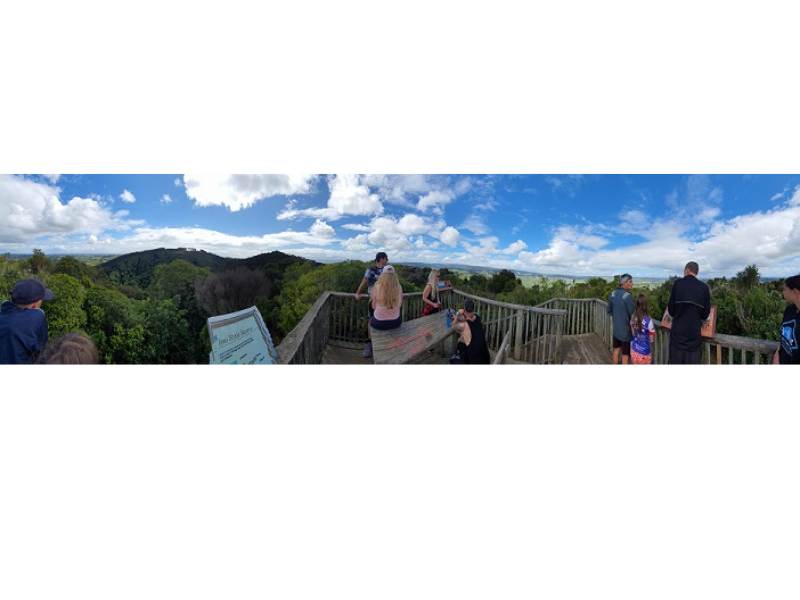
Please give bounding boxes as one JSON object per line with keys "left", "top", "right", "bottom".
{"left": 451, "top": 269, "right": 667, "bottom": 290}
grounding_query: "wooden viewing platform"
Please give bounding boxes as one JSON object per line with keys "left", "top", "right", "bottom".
{"left": 275, "top": 290, "right": 780, "bottom": 365}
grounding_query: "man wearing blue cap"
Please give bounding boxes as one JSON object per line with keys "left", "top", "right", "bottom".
{"left": 0, "top": 278, "right": 55, "bottom": 364}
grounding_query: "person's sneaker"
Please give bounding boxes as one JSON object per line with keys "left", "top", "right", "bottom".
{"left": 362, "top": 342, "right": 373, "bottom": 358}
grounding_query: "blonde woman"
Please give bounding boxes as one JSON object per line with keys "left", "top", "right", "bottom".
{"left": 422, "top": 268, "right": 442, "bottom": 316}
{"left": 370, "top": 265, "right": 403, "bottom": 331}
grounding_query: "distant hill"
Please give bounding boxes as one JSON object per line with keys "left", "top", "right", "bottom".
{"left": 99, "top": 248, "right": 318, "bottom": 287}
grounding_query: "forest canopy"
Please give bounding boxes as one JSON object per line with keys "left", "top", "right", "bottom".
{"left": 0, "top": 250, "right": 792, "bottom": 364}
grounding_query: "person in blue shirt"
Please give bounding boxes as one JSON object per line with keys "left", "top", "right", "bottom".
{"left": 607, "top": 274, "right": 635, "bottom": 364}
{"left": 0, "top": 278, "right": 54, "bottom": 364}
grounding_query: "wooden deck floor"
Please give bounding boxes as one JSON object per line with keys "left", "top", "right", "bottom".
{"left": 559, "top": 333, "right": 612, "bottom": 364}
{"left": 320, "top": 334, "right": 612, "bottom": 365}
{"left": 321, "top": 341, "right": 448, "bottom": 365}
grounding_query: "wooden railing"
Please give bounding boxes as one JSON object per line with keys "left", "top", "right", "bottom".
{"left": 278, "top": 291, "right": 779, "bottom": 365}
{"left": 537, "top": 297, "right": 780, "bottom": 365}
{"left": 493, "top": 327, "right": 514, "bottom": 365}
{"left": 277, "top": 288, "right": 569, "bottom": 364}
{"left": 278, "top": 291, "right": 427, "bottom": 363}
{"left": 276, "top": 291, "right": 333, "bottom": 365}
{"left": 448, "top": 289, "right": 567, "bottom": 364}
{"left": 327, "top": 291, "right": 425, "bottom": 344}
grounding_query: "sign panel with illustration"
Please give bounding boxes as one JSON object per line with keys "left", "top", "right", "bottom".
{"left": 207, "top": 306, "right": 278, "bottom": 364}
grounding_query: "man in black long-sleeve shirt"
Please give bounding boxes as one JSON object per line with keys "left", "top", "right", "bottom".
{"left": 666, "top": 261, "right": 711, "bottom": 364}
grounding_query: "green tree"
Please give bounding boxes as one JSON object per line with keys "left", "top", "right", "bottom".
{"left": 107, "top": 323, "right": 148, "bottom": 364}
{"left": 43, "top": 274, "right": 88, "bottom": 338}
{"left": 735, "top": 264, "right": 761, "bottom": 290}
{"left": 30, "top": 248, "right": 51, "bottom": 274}
{"left": 84, "top": 286, "right": 141, "bottom": 363}
{"left": 148, "top": 259, "right": 212, "bottom": 361}
{"left": 148, "top": 259, "right": 211, "bottom": 306}
{"left": 53, "top": 256, "right": 95, "bottom": 284}
{"left": 488, "top": 270, "right": 520, "bottom": 294}
{"left": 0, "top": 256, "right": 29, "bottom": 300}
{"left": 275, "top": 261, "right": 369, "bottom": 337}
{"left": 141, "top": 298, "right": 195, "bottom": 364}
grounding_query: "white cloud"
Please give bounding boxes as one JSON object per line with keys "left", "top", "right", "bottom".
{"left": 620, "top": 209, "right": 648, "bottom": 228}
{"left": 161, "top": 194, "right": 172, "bottom": 204}
{"left": 0, "top": 175, "right": 133, "bottom": 244}
{"left": 341, "top": 223, "right": 371, "bottom": 232}
{"left": 174, "top": 178, "right": 182, "bottom": 188}
{"left": 309, "top": 219, "right": 335, "bottom": 239}
{"left": 397, "top": 213, "right": 431, "bottom": 236}
{"left": 474, "top": 199, "right": 498, "bottom": 211}
{"left": 417, "top": 189, "right": 455, "bottom": 214}
{"left": 698, "top": 206, "right": 721, "bottom": 223}
{"left": 460, "top": 213, "right": 489, "bottom": 235}
{"left": 183, "top": 174, "right": 316, "bottom": 212}
{"left": 327, "top": 174, "right": 384, "bottom": 217}
{"left": 63, "top": 221, "right": 338, "bottom": 258}
{"left": 770, "top": 192, "right": 784, "bottom": 202}
{"left": 789, "top": 185, "right": 800, "bottom": 207}
{"left": 364, "top": 216, "right": 413, "bottom": 251}
{"left": 439, "top": 226, "right": 460, "bottom": 247}
{"left": 43, "top": 175, "right": 60, "bottom": 184}
{"left": 513, "top": 200, "right": 800, "bottom": 277}
{"left": 545, "top": 174, "right": 584, "bottom": 196}
{"left": 277, "top": 175, "right": 383, "bottom": 222}
{"left": 342, "top": 233, "right": 371, "bottom": 252}
{"left": 119, "top": 189, "right": 136, "bottom": 204}
{"left": 362, "top": 174, "right": 438, "bottom": 208}
{"left": 339, "top": 213, "right": 452, "bottom": 254}
{"left": 504, "top": 240, "right": 527, "bottom": 254}
{"left": 279, "top": 174, "right": 470, "bottom": 222}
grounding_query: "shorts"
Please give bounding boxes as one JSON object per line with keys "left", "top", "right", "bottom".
{"left": 630, "top": 350, "right": 652, "bottom": 364}
{"left": 370, "top": 315, "right": 402, "bottom": 331}
{"left": 612, "top": 337, "right": 631, "bottom": 355}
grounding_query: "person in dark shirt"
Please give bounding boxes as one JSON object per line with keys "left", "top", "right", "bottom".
{"left": 451, "top": 299, "right": 491, "bottom": 364}
{"left": 665, "top": 261, "right": 711, "bottom": 364}
{"left": 773, "top": 274, "right": 800, "bottom": 365}
{"left": 0, "top": 278, "right": 55, "bottom": 364}
{"left": 607, "top": 273, "right": 635, "bottom": 364}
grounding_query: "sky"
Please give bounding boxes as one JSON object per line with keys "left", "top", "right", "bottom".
{"left": 1, "top": 174, "right": 800, "bottom": 278}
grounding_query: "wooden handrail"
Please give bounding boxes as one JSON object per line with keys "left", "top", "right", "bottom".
{"left": 493, "top": 327, "right": 514, "bottom": 365}
{"left": 276, "top": 291, "right": 331, "bottom": 364}
{"left": 541, "top": 296, "right": 781, "bottom": 361}
{"left": 451, "top": 288, "right": 567, "bottom": 316}
{"left": 327, "top": 291, "right": 424, "bottom": 298}
{"left": 279, "top": 290, "right": 779, "bottom": 365}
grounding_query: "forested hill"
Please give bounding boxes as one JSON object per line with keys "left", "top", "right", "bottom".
{"left": 1, "top": 247, "right": 788, "bottom": 364}
{"left": 99, "top": 248, "right": 317, "bottom": 287}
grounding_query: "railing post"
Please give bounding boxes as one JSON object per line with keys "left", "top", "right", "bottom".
{"left": 555, "top": 313, "right": 563, "bottom": 363}
{"left": 514, "top": 308, "right": 524, "bottom": 361}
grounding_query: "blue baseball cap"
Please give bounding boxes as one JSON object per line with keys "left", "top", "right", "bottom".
{"left": 11, "top": 279, "right": 55, "bottom": 305}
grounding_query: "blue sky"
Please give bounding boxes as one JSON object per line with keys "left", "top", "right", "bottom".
{"left": 2, "top": 174, "right": 800, "bottom": 277}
